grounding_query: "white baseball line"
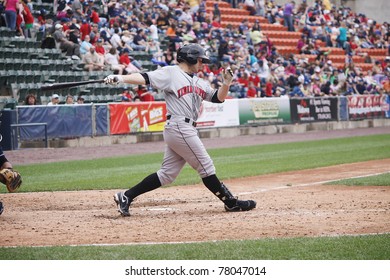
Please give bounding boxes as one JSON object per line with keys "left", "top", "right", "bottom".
{"left": 239, "top": 170, "right": 390, "bottom": 196}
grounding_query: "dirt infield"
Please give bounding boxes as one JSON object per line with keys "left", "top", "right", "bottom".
{"left": 0, "top": 127, "right": 389, "bottom": 247}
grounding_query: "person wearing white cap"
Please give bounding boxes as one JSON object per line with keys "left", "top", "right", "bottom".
{"left": 52, "top": 22, "right": 81, "bottom": 59}
{"left": 47, "top": 94, "right": 60, "bottom": 106}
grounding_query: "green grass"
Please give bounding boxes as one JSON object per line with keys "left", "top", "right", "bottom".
{"left": 0, "top": 234, "right": 389, "bottom": 260}
{"left": 5, "top": 134, "right": 390, "bottom": 193}
{"left": 328, "top": 172, "right": 390, "bottom": 186}
{"left": 1, "top": 133, "right": 389, "bottom": 260}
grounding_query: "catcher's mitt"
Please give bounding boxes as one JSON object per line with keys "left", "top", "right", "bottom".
{"left": 0, "top": 169, "right": 22, "bottom": 193}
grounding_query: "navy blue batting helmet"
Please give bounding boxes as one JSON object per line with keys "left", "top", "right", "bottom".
{"left": 176, "top": 43, "right": 210, "bottom": 65}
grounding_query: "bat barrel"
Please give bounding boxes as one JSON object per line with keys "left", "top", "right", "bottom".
{"left": 41, "top": 79, "right": 105, "bottom": 91}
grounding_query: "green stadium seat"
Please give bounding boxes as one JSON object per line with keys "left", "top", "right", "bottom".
{"left": 4, "top": 98, "right": 17, "bottom": 109}
{"left": 6, "top": 70, "right": 18, "bottom": 84}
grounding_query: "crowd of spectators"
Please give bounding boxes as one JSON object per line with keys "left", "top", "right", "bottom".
{"left": 1, "top": 0, "right": 389, "bottom": 101}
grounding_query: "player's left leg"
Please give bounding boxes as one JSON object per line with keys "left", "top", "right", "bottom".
{"left": 169, "top": 128, "right": 256, "bottom": 212}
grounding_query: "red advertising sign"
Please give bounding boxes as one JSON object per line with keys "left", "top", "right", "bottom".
{"left": 348, "top": 95, "right": 387, "bottom": 120}
{"left": 109, "top": 102, "right": 167, "bottom": 134}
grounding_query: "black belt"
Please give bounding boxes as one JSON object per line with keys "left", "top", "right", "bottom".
{"left": 166, "top": 115, "right": 197, "bottom": 127}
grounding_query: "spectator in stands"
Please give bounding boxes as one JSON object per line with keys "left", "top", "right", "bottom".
{"left": 94, "top": 38, "right": 107, "bottom": 56}
{"left": 147, "top": 19, "right": 159, "bottom": 42}
{"left": 256, "top": 59, "right": 270, "bottom": 84}
{"left": 329, "top": 79, "right": 343, "bottom": 96}
{"left": 71, "top": 0, "right": 85, "bottom": 21}
{"left": 24, "top": 93, "right": 37, "bottom": 105}
{"left": 146, "top": 39, "right": 166, "bottom": 66}
{"left": 131, "top": 28, "right": 148, "bottom": 51}
{"left": 110, "top": 27, "right": 125, "bottom": 50}
{"left": 65, "top": 95, "right": 74, "bottom": 104}
{"left": 246, "top": 81, "right": 258, "bottom": 98}
{"left": 52, "top": 23, "right": 81, "bottom": 59}
{"left": 155, "top": 8, "right": 170, "bottom": 32}
{"left": 337, "top": 21, "right": 348, "bottom": 49}
{"left": 76, "top": 95, "right": 85, "bottom": 104}
{"left": 136, "top": 85, "right": 154, "bottom": 102}
{"left": 249, "top": 68, "right": 261, "bottom": 90}
{"left": 80, "top": 34, "right": 93, "bottom": 56}
{"left": 311, "top": 76, "right": 322, "bottom": 96}
{"left": 83, "top": 45, "right": 105, "bottom": 72}
{"left": 121, "top": 87, "right": 134, "bottom": 102}
{"left": 18, "top": 0, "right": 33, "bottom": 38}
{"left": 68, "top": 18, "right": 82, "bottom": 46}
{"left": 283, "top": 1, "right": 295, "bottom": 32}
{"left": 47, "top": 94, "right": 60, "bottom": 106}
{"left": 274, "top": 78, "right": 287, "bottom": 97}
{"left": 119, "top": 48, "right": 142, "bottom": 74}
{"left": 4, "top": 0, "right": 19, "bottom": 32}
{"left": 105, "top": 46, "right": 126, "bottom": 75}
{"left": 162, "top": 48, "right": 176, "bottom": 65}
{"left": 178, "top": 6, "right": 193, "bottom": 26}
{"left": 87, "top": 6, "right": 100, "bottom": 26}
{"left": 299, "top": 80, "right": 311, "bottom": 96}
{"left": 79, "top": 18, "right": 91, "bottom": 41}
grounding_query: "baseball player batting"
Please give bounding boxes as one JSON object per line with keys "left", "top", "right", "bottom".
{"left": 104, "top": 43, "right": 256, "bottom": 216}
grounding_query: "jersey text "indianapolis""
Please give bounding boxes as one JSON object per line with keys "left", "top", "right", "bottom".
{"left": 177, "top": 86, "right": 206, "bottom": 99}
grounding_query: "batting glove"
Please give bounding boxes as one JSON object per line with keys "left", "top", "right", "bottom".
{"left": 222, "top": 67, "right": 234, "bottom": 86}
{"left": 104, "top": 75, "right": 123, "bottom": 85}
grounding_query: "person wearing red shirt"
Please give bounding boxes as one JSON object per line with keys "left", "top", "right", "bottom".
{"left": 248, "top": 69, "right": 261, "bottom": 88}
{"left": 93, "top": 38, "right": 105, "bottom": 54}
{"left": 119, "top": 48, "right": 142, "bottom": 74}
{"left": 211, "top": 15, "right": 222, "bottom": 28}
{"left": 136, "top": 85, "right": 154, "bottom": 102}
{"left": 89, "top": 7, "right": 100, "bottom": 25}
{"left": 20, "top": 1, "right": 34, "bottom": 37}
{"left": 80, "top": 19, "right": 91, "bottom": 41}
{"left": 237, "top": 71, "right": 249, "bottom": 88}
{"left": 246, "top": 81, "right": 258, "bottom": 98}
{"left": 265, "top": 81, "right": 273, "bottom": 97}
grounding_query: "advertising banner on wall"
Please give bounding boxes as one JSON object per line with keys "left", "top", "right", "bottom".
{"left": 238, "top": 98, "right": 291, "bottom": 125}
{"left": 348, "top": 94, "right": 389, "bottom": 120}
{"left": 290, "top": 97, "right": 338, "bottom": 122}
{"left": 109, "top": 102, "right": 167, "bottom": 134}
{"left": 196, "top": 99, "right": 240, "bottom": 128}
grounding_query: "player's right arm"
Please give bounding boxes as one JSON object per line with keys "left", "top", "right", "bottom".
{"left": 104, "top": 73, "right": 147, "bottom": 86}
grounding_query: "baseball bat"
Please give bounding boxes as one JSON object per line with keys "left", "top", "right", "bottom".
{"left": 41, "top": 79, "right": 106, "bottom": 91}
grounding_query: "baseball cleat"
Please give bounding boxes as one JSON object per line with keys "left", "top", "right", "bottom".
{"left": 114, "top": 192, "right": 131, "bottom": 216}
{"left": 224, "top": 199, "right": 257, "bottom": 212}
{"left": 0, "top": 201, "right": 3, "bottom": 216}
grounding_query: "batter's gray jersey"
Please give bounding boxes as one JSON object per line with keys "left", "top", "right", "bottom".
{"left": 147, "top": 65, "right": 216, "bottom": 120}
{"left": 146, "top": 65, "right": 219, "bottom": 185}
